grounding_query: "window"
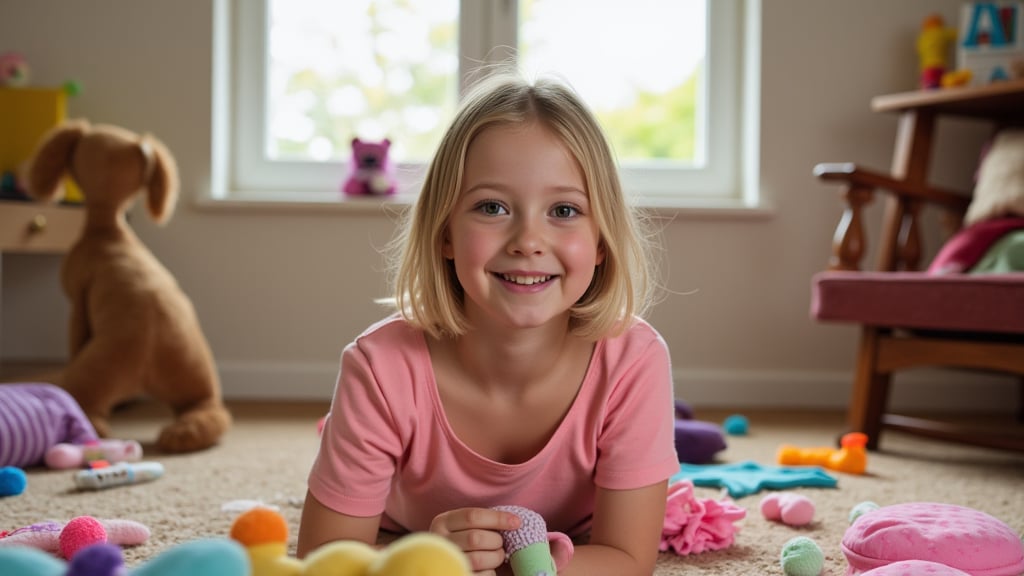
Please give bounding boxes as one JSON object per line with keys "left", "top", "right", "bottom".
{"left": 216, "top": 0, "right": 749, "bottom": 207}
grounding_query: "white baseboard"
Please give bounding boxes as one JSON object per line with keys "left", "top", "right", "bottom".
{"left": 217, "top": 361, "right": 1020, "bottom": 414}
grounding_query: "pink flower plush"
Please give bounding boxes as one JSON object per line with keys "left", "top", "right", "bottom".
{"left": 660, "top": 480, "right": 747, "bottom": 555}
{"left": 842, "top": 502, "right": 1024, "bottom": 576}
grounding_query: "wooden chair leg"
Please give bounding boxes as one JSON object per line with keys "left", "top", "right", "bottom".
{"left": 847, "top": 327, "right": 890, "bottom": 451}
{"left": 1018, "top": 376, "right": 1024, "bottom": 423}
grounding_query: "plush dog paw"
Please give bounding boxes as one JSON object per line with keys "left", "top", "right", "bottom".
{"left": 157, "top": 408, "right": 232, "bottom": 453}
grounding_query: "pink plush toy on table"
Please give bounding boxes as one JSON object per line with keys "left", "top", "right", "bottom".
{"left": 0, "top": 383, "right": 142, "bottom": 469}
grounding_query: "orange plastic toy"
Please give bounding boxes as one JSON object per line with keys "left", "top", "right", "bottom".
{"left": 777, "top": 432, "right": 868, "bottom": 475}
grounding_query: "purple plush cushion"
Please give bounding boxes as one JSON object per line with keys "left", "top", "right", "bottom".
{"left": 811, "top": 271, "right": 1024, "bottom": 334}
{"left": 842, "top": 503, "right": 1024, "bottom": 576}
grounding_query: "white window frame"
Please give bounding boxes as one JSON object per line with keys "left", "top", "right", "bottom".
{"left": 210, "top": 0, "right": 753, "bottom": 209}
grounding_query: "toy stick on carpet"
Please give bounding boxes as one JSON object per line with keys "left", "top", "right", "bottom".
{"left": 493, "top": 506, "right": 558, "bottom": 576}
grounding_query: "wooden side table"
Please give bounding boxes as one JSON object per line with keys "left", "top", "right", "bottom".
{"left": 0, "top": 200, "right": 83, "bottom": 376}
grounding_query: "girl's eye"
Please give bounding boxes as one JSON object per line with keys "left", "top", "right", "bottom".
{"left": 476, "top": 201, "right": 507, "bottom": 216}
{"left": 551, "top": 204, "right": 580, "bottom": 219}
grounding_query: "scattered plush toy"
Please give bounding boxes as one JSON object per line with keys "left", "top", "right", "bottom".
{"left": 673, "top": 461, "right": 837, "bottom": 499}
{"left": 0, "top": 383, "right": 142, "bottom": 469}
{"left": 673, "top": 399, "right": 727, "bottom": 464}
{"left": 660, "top": 480, "right": 746, "bottom": 556}
{"left": 0, "top": 466, "right": 27, "bottom": 496}
{"left": 0, "top": 538, "right": 249, "bottom": 576}
{"left": 842, "top": 502, "right": 1024, "bottom": 575}
{"left": 342, "top": 137, "right": 396, "bottom": 196}
{"left": 916, "top": 13, "right": 957, "bottom": 89}
{"left": 0, "top": 51, "right": 30, "bottom": 87}
{"left": 722, "top": 413, "right": 749, "bottom": 436}
{"left": 780, "top": 536, "right": 824, "bottom": 576}
{"left": 0, "top": 516, "right": 150, "bottom": 557}
{"left": 229, "top": 506, "right": 474, "bottom": 576}
{"left": 492, "top": 505, "right": 564, "bottom": 576}
{"left": 848, "top": 501, "right": 880, "bottom": 525}
{"left": 25, "top": 120, "right": 232, "bottom": 453}
{"left": 777, "top": 431, "right": 868, "bottom": 474}
{"left": 760, "top": 492, "right": 815, "bottom": 527}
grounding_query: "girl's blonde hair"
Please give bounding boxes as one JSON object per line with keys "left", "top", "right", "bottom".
{"left": 389, "top": 70, "right": 656, "bottom": 340}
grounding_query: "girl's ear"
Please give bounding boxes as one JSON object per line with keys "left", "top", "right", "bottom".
{"left": 441, "top": 228, "right": 454, "bottom": 259}
{"left": 595, "top": 239, "right": 606, "bottom": 266}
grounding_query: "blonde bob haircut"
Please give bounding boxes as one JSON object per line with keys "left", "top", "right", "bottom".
{"left": 389, "top": 70, "right": 656, "bottom": 340}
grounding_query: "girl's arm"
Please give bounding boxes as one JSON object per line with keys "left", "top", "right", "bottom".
{"left": 560, "top": 481, "right": 669, "bottom": 576}
{"left": 296, "top": 491, "right": 382, "bottom": 558}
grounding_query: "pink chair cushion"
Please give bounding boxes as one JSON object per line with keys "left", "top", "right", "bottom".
{"left": 841, "top": 502, "right": 1024, "bottom": 576}
{"left": 861, "top": 560, "right": 971, "bottom": 575}
{"left": 811, "top": 271, "right": 1024, "bottom": 334}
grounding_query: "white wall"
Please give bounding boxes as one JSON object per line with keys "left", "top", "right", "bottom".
{"left": 1, "top": 0, "right": 1014, "bottom": 412}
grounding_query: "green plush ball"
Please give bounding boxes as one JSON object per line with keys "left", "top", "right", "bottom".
{"left": 849, "top": 500, "right": 880, "bottom": 524}
{"left": 780, "top": 536, "right": 824, "bottom": 576}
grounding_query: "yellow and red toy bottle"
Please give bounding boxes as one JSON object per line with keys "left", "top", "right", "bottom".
{"left": 917, "top": 13, "right": 958, "bottom": 89}
{"left": 777, "top": 432, "right": 868, "bottom": 475}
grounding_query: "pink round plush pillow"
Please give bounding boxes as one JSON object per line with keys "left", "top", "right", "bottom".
{"left": 842, "top": 503, "right": 1024, "bottom": 576}
{"left": 861, "top": 560, "right": 971, "bottom": 575}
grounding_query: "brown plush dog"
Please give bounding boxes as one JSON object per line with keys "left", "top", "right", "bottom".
{"left": 26, "top": 119, "right": 231, "bottom": 453}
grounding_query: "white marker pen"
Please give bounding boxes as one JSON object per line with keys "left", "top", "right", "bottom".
{"left": 74, "top": 462, "right": 164, "bottom": 490}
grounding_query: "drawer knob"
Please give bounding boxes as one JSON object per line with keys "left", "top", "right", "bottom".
{"left": 28, "top": 214, "right": 47, "bottom": 233}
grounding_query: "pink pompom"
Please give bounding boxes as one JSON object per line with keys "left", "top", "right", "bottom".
{"left": 59, "top": 516, "right": 107, "bottom": 559}
{"left": 661, "top": 480, "right": 747, "bottom": 555}
{"left": 761, "top": 493, "right": 815, "bottom": 527}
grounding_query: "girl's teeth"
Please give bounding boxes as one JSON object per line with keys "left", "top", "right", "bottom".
{"left": 503, "top": 274, "right": 551, "bottom": 285}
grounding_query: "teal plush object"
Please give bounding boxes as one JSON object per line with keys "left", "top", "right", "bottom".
{"left": 0, "top": 466, "right": 27, "bottom": 496}
{"left": 780, "top": 536, "right": 824, "bottom": 576}
{"left": 0, "top": 538, "right": 249, "bottom": 576}
{"left": 722, "top": 414, "right": 749, "bottom": 435}
{"left": 672, "top": 461, "right": 838, "bottom": 498}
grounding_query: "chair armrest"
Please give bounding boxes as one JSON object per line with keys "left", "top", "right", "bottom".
{"left": 814, "top": 163, "right": 971, "bottom": 212}
{"left": 813, "top": 163, "right": 972, "bottom": 272}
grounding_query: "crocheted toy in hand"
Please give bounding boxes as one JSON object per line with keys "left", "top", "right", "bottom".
{"left": 0, "top": 383, "right": 142, "bottom": 469}
{"left": 493, "top": 506, "right": 558, "bottom": 576}
{"left": 25, "top": 120, "right": 232, "bottom": 453}
{"left": 342, "top": 138, "right": 396, "bottom": 196}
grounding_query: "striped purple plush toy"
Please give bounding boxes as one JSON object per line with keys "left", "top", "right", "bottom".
{"left": 493, "top": 505, "right": 558, "bottom": 576}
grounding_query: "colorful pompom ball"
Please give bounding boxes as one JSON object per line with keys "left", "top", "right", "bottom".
{"left": 723, "top": 414, "right": 749, "bottom": 435}
{"left": 66, "top": 543, "right": 124, "bottom": 576}
{"left": 0, "top": 466, "right": 27, "bottom": 497}
{"left": 60, "top": 516, "right": 108, "bottom": 560}
{"left": 230, "top": 506, "right": 288, "bottom": 546}
{"left": 780, "top": 536, "right": 824, "bottom": 576}
{"left": 849, "top": 500, "right": 880, "bottom": 524}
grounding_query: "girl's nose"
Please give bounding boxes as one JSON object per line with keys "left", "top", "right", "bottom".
{"left": 507, "top": 217, "right": 545, "bottom": 255}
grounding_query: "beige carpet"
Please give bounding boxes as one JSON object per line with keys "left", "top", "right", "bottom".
{"left": 2, "top": 401, "right": 1022, "bottom": 575}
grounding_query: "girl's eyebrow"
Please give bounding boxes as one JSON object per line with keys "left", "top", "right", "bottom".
{"left": 462, "top": 181, "right": 587, "bottom": 197}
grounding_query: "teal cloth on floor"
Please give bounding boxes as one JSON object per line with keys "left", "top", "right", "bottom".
{"left": 672, "top": 461, "right": 838, "bottom": 498}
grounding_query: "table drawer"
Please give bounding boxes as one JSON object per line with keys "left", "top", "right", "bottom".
{"left": 0, "top": 201, "right": 83, "bottom": 253}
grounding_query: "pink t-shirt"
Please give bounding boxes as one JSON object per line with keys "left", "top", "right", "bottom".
{"left": 308, "top": 314, "right": 679, "bottom": 537}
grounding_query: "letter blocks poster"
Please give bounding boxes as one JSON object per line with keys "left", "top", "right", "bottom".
{"left": 957, "top": 2, "right": 1024, "bottom": 85}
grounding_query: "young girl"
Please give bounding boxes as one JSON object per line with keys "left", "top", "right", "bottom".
{"left": 297, "top": 71, "right": 678, "bottom": 576}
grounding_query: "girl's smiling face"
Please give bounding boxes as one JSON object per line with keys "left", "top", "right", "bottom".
{"left": 443, "top": 121, "right": 605, "bottom": 332}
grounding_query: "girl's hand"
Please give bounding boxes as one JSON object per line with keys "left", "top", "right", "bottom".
{"left": 429, "top": 507, "right": 521, "bottom": 575}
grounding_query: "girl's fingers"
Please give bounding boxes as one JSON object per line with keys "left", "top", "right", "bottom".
{"left": 465, "top": 548, "right": 506, "bottom": 573}
{"left": 432, "top": 507, "right": 521, "bottom": 534}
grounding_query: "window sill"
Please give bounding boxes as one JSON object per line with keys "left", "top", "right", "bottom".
{"left": 195, "top": 190, "right": 776, "bottom": 220}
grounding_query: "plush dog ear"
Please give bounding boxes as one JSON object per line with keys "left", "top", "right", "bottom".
{"left": 25, "top": 119, "right": 89, "bottom": 203}
{"left": 139, "top": 134, "right": 179, "bottom": 225}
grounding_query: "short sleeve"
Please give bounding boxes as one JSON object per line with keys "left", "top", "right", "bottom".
{"left": 307, "top": 340, "right": 404, "bottom": 517}
{"left": 593, "top": 330, "right": 678, "bottom": 490}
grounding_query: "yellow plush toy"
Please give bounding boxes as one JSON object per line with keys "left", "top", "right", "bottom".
{"left": 229, "top": 507, "right": 473, "bottom": 576}
{"left": 25, "top": 119, "right": 231, "bottom": 453}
